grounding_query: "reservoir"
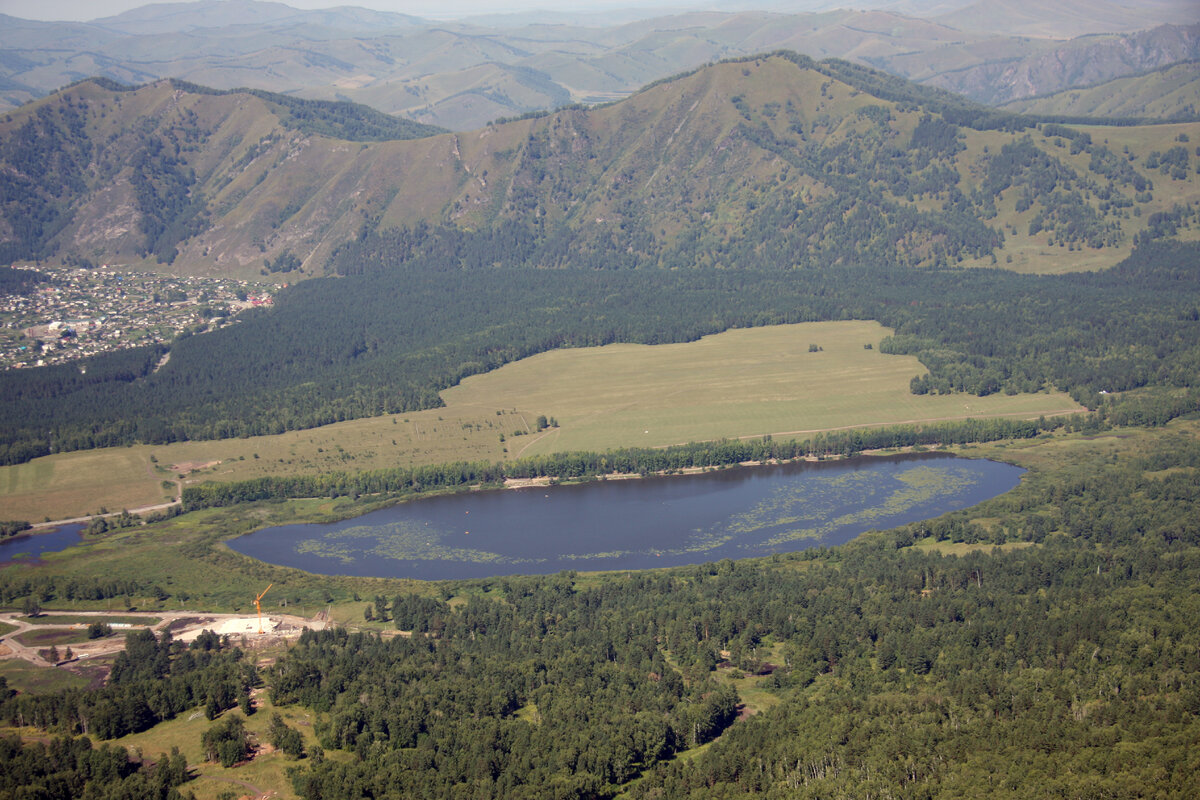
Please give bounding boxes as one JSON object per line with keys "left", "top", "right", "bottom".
{"left": 229, "top": 453, "right": 1024, "bottom": 580}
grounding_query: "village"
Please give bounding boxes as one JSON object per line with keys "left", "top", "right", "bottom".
{"left": 0, "top": 265, "right": 277, "bottom": 370}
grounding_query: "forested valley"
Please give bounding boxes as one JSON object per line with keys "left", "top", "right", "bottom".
{"left": 2, "top": 53, "right": 1199, "bottom": 467}
{"left": 2, "top": 238, "right": 1199, "bottom": 466}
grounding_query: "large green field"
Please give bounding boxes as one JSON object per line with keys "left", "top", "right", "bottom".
{"left": 445, "top": 321, "right": 1081, "bottom": 458}
{"left": 0, "top": 321, "right": 1082, "bottom": 522}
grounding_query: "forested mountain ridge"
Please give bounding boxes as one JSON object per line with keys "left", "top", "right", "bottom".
{"left": 0, "top": 78, "right": 442, "bottom": 268}
{"left": 3, "top": 54, "right": 1198, "bottom": 278}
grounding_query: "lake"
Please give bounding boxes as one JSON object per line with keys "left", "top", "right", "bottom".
{"left": 229, "top": 453, "right": 1024, "bottom": 580}
{"left": 0, "top": 523, "right": 85, "bottom": 565}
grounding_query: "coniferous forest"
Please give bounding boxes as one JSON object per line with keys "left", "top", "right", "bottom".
{"left": 2, "top": 238, "right": 1199, "bottom": 466}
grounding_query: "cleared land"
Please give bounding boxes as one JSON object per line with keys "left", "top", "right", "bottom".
{"left": 108, "top": 693, "right": 318, "bottom": 800}
{"left": 0, "top": 321, "right": 1083, "bottom": 521}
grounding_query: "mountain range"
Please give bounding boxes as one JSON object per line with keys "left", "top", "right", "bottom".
{"left": 1, "top": 0, "right": 1198, "bottom": 130}
{"left": 3, "top": 52, "right": 1196, "bottom": 280}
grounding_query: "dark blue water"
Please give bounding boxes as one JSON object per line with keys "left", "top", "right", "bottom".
{"left": 0, "top": 524, "right": 85, "bottom": 564}
{"left": 229, "top": 453, "right": 1024, "bottom": 580}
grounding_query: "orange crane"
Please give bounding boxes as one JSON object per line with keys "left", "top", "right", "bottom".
{"left": 255, "top": 584, "right": 273, "bottom": 634}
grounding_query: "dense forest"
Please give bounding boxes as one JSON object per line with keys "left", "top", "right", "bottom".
{"left": 3, "top": 239, "right": 1199, "bottom": 466}
{"left": 3, "top": 425, "right": 1198, "bottom": 799}
{"left": 0, "top": 266, "right": 47, "bottom": 294}
{"left": 0, "top": 733, "right": 192, "bottom": 800}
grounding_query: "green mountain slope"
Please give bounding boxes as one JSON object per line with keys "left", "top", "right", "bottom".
{"left": 0, "top": 79, "right": 442, "bottom": 267}
{"left": 3, "top": 54, "right": 1197, "bottom": 278}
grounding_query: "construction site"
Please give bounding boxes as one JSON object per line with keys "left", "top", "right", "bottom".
{"left": 0, "top": 595, "right": 328, "bottom": 673}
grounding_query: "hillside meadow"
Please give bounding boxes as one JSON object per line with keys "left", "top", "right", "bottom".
{"left": 0, "top": 321, "right": 1082, "bottom": 522}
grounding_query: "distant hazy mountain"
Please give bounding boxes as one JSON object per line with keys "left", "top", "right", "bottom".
{"left": 91, "top": 0, "right": 427, "bottom": 35}
{"left": 923, "top": 24, "right": 1200, "bottom": 106}
{"left": 933, "top": 0, "right": 1199, "bottom": 37}
{"left": 0, "top": 0, "right": 1197, "bottom": 129}
{"left": 1001, "top": 60, "right": 1200, "bottom": 120}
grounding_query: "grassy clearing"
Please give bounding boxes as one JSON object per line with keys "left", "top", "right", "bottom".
{"left": 0, "top": 321, "right": 1082, "bottom": 523}
{"left": 111, "top": 695, "right": 318, "bottom": 800}
{"left": 0, "top": 410, "right": 522, "bottom": 523}
{"left": 0, "top": 658, "right": 90, "bottom": 694}
{"left": 910, "top": 537, "right": 1036, "bottom": 557}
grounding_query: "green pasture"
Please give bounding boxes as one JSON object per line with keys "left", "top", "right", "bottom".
{"left": 0, "top": 410, "right": 524, "bottom": 523}
{"left": 0, "top": 658, "right": 90, "bottom": 694}
{"left": 0, "top": 321, "right": 1083, "bottom": 522}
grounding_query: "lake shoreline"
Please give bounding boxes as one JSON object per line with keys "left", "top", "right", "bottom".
{"left": 500, "top": 444, "right": 949, "bottom": 490}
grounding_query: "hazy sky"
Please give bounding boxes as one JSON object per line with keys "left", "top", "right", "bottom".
{"left": 0, "top": 0, "right": 698, "bottom": 22}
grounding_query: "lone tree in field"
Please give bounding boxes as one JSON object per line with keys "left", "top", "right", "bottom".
{"left": 202, "top": 713, "right": 250, "bottom": 767}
